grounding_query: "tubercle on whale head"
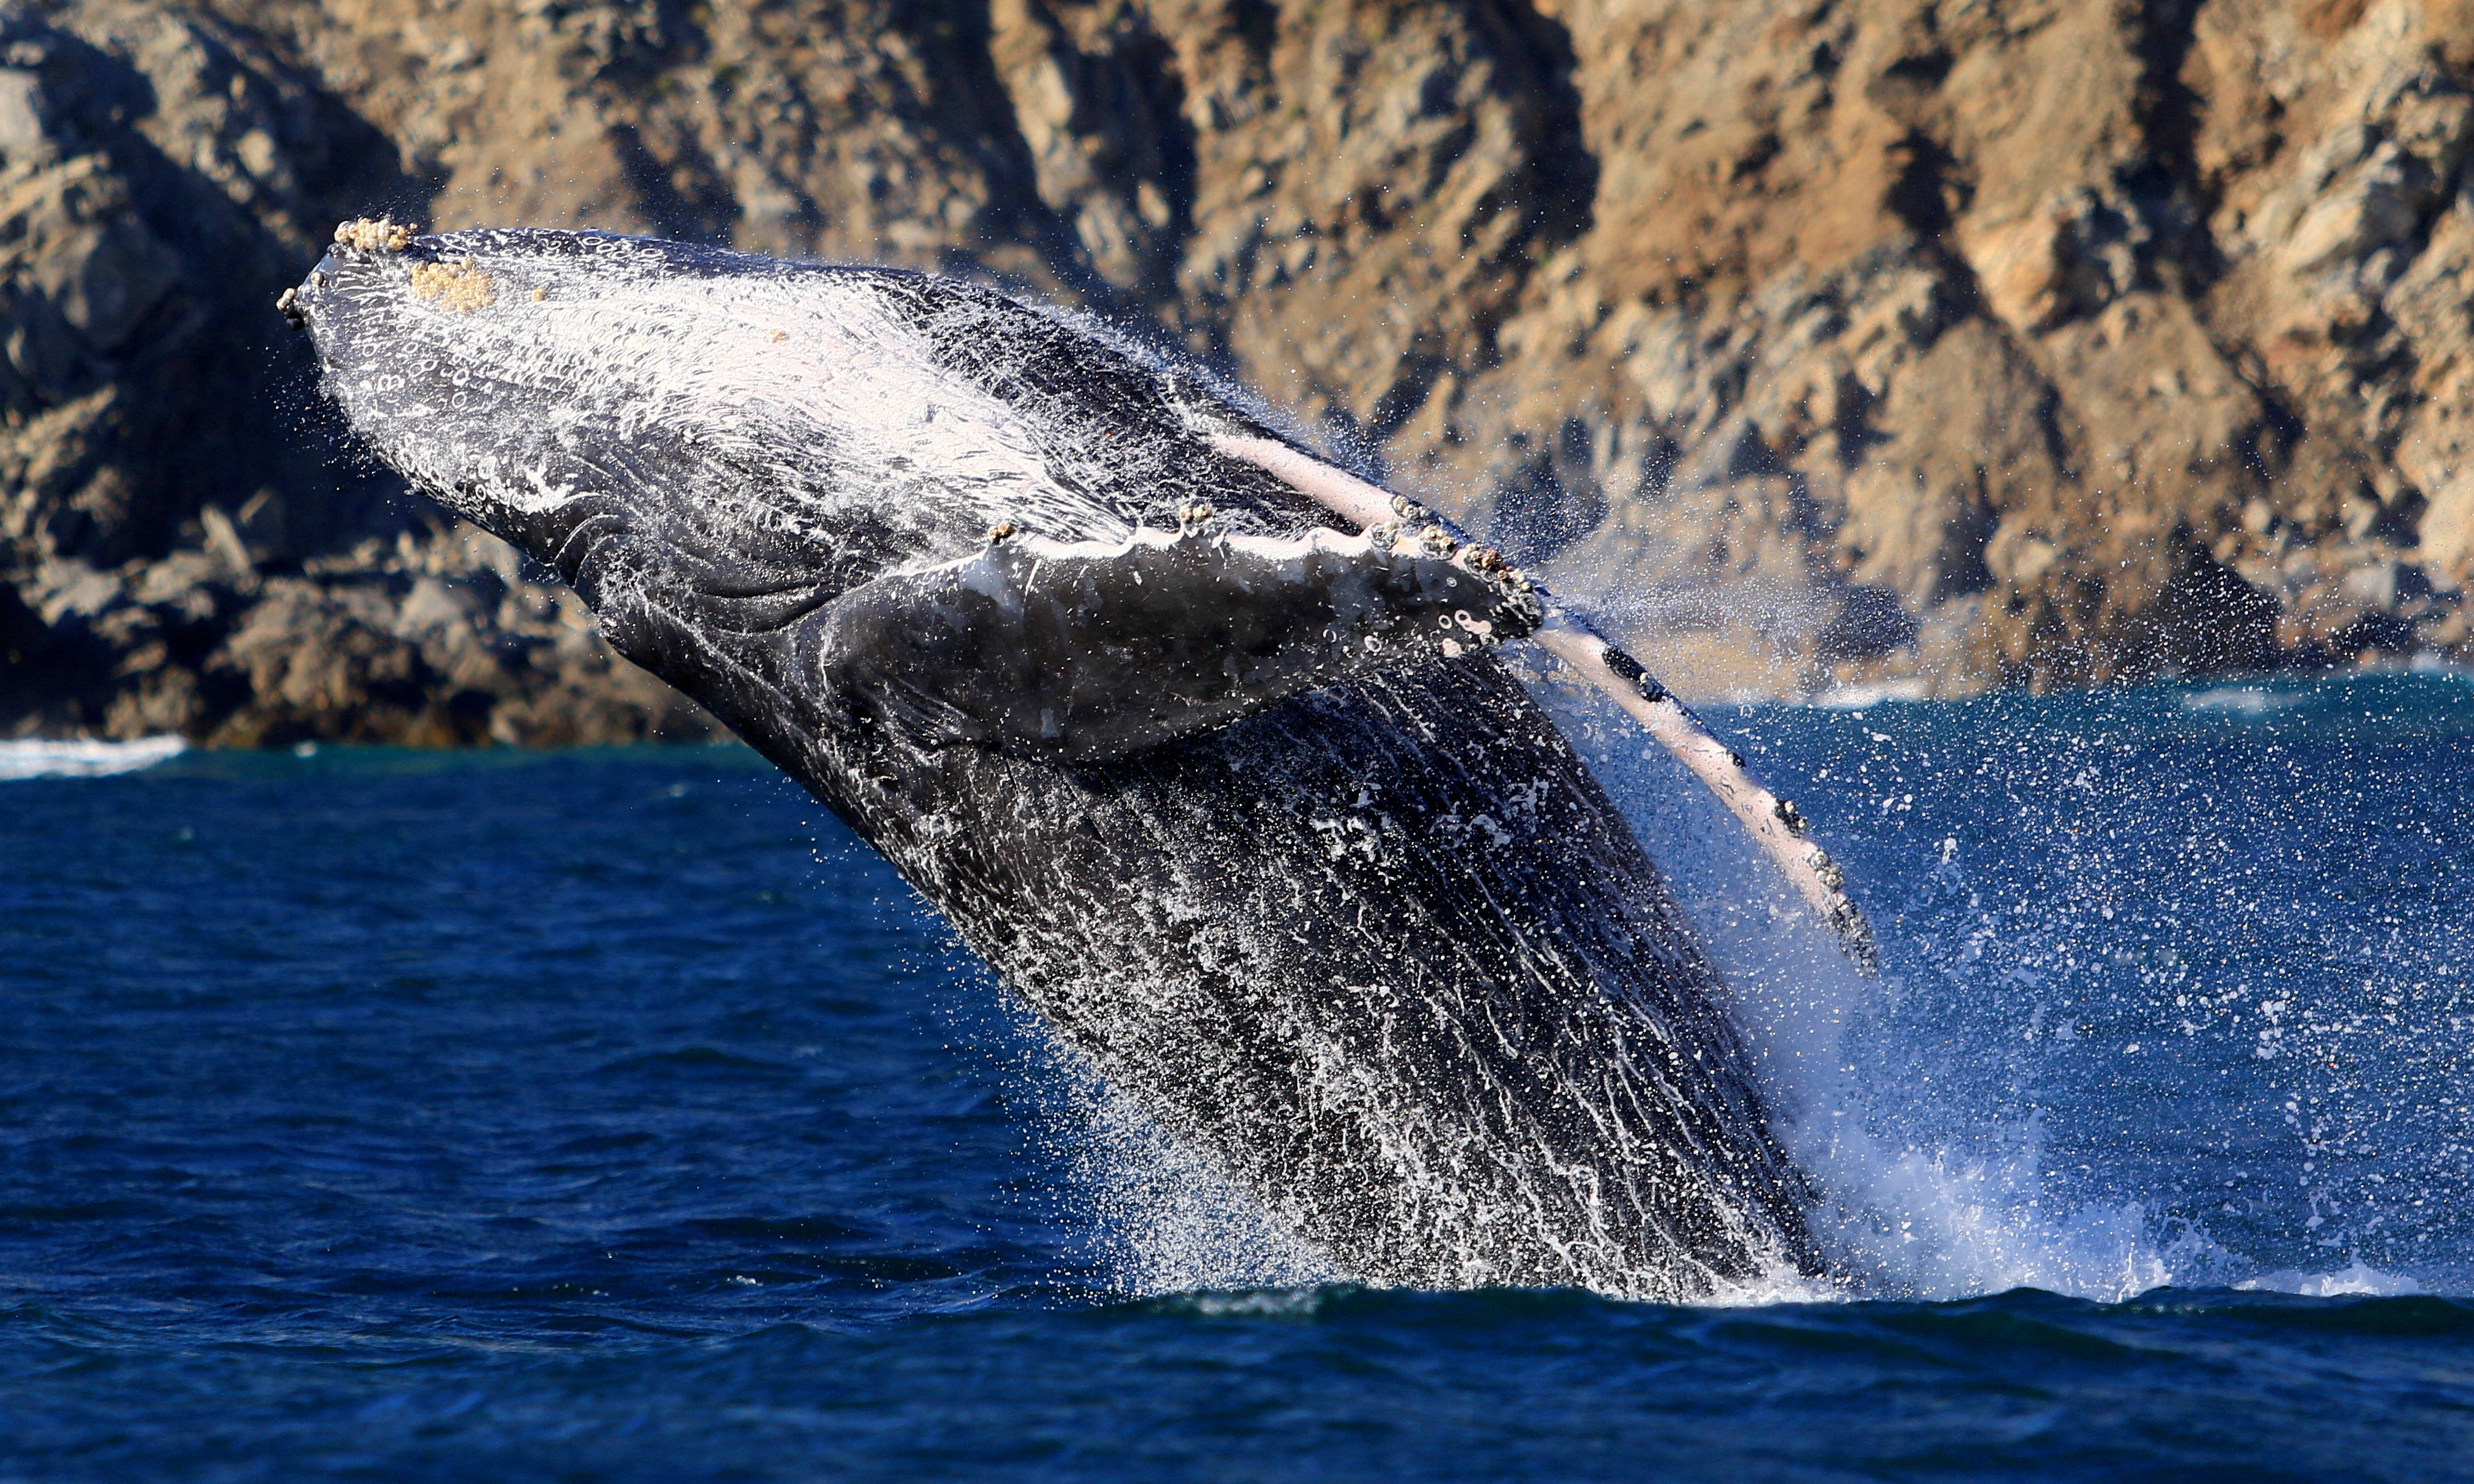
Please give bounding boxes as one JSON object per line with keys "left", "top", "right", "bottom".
{"left": 282, "top": 224, "right": 535, "bottom": 542}
{"left": 334, "top": 216, "right": 417, "bottom": 254}
{"left": 277, "top": 215, "right": 421, "bottom": 329}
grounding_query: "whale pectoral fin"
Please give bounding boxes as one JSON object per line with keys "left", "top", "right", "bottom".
{"left": 799, "top": 524, "right": 1543, "bottom": 764}
{"left": 1202, "top": 429, "right": 1885, "bottom": 977}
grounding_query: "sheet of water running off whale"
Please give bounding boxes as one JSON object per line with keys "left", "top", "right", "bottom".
{"left": 285, "top": 219, "right": 1895, "bottom": 1302}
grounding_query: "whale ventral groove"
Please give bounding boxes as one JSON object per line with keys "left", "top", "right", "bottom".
{"left": 291, "top": 223, "right": 1824, "bottom": 1300}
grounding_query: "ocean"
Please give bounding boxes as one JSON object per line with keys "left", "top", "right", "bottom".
{"left": 3, "top": 670, "right": 2470, "bottom": 1480}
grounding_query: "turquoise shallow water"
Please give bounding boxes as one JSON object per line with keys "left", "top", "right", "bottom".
{"left": 2, "top": 671, "right": 2471, "bottom": 1480}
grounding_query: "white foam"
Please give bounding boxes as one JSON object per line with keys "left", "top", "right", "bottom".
{"left": 2237, "top": 1259, "right": 2423, "bottom": 1298}
{"left": 1811, "top": 679, "right": 1931, "bottom": 710}
{"left": 1154, "top": 1287, "right": 1334, "bottom": 1317}
{"left": 1803, "top": 1126, "right": 2203, "bottom": 1302}
{"left": 0, "top": 736, "right": 186, "bottom": 781}
{"left": 2181, "top": 685, "right": 2296, "bottom": 716}
{"left": 1059, "top": 1066, "right": 1342, "bottom": 1298}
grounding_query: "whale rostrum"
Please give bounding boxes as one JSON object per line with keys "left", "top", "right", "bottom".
{"left": 289, "top": 220, "right": 1850, "bottom": 1299}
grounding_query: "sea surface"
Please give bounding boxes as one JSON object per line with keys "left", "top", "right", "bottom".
{"left": 3, "top": 671, "right": 2472, "bottom": 1481}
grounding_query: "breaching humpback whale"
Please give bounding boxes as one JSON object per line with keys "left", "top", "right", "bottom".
{"left": 283, "top": 222, "right": 1875, "bottom": 1300}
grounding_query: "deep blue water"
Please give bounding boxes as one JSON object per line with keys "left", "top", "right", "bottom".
{"left": 5, "top": 671, "right": 2472, "bottom": 1480}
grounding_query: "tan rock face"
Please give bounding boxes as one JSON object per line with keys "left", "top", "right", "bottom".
{"left": 6, "top": 0, "right": 2473, "bottom": 741}
{"left": 1443, "top": 0, "right": 2474, "bottom": 692}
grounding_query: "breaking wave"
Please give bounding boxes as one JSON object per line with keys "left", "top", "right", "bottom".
{"left": 0, "top": 736, "right": 186, "bottom": 781}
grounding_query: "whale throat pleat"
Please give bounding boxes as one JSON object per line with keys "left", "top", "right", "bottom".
{"left": 804, "top": 526, "right": 1544, "bottom": 764}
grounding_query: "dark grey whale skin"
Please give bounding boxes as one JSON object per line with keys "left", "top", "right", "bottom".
{"left": 294, "top": 229, "right": 1820, "bottom": 1297}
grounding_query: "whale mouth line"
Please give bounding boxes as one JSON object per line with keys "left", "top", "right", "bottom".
{"left": 653, "top": 546, "right": 847, "bottom": 635}
{"left": 531, "top": 502, "right": 846, "bottom": 643}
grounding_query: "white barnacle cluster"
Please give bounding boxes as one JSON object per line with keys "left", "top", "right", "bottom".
{"left": 1363, "top": 492, "right": 1538, "bottom": 608}
{"left": 332, "top": 216, "right": 415, "bottom": 254}
{"left": 408, "top": 256, "right": 495, "bottom": 313}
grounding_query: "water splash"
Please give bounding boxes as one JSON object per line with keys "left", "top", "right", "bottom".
{"left": 1546, "top": 671, "right": 2470, "bottom": 1303}
{"left": 1053, "top": 1068, "right": 1341, "bottom": 1297}
{"left": 929, "top": 965, "right": 1338, "bottom": 1298}
{"left": 963, "top": 671, "right": 2467, "bottom": 1306}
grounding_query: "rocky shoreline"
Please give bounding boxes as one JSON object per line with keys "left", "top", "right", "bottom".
{"left": 5, "top": 0, "right": 2471, "bottom": 744}
{"left": 6, "top": 516, "right": 713, "bottom": 744}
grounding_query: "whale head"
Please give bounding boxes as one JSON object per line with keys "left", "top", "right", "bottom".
{"left": 303, "top": 223, "right": 1211, "bottom": 608}
{"left": 286, "top": 224, "right": 931, "bottom": 597}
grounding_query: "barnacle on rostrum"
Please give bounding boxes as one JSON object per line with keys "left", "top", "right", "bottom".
{"left": 409, "top": 258, "right": 496, "bottom": 313}
{"left": 333, "top": 216, "right": 415, "bottom": 254}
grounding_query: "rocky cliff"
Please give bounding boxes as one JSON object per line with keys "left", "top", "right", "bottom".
{"left": 4, "top": 0, "right": 2470, "bottom": 741}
